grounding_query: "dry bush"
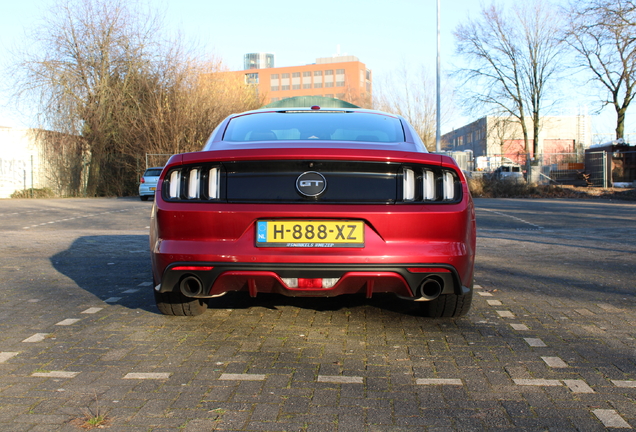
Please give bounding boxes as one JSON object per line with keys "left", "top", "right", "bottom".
{"left": 12, "top": 0, "right": 261, "bottom": 197}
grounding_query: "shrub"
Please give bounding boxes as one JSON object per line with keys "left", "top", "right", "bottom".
{"left": 10, "top": 188, "right": 56, "bottom": 199}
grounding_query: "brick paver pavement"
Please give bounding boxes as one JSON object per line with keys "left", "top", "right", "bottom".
{"left": 0, "top": 197, "right": 634, "bottom": 431}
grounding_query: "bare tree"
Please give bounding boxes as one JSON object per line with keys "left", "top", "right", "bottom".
{"left": 566, "top": 0, "right": 636, "bottom": 140}
{"left": 374, "top": 65, "right": 453, "bottom": 151}
{"left": 454, "top": 0, "right": 565, "bottom": 160}
{"left": 11, "top": 0, "right": 260, "bottom": 197}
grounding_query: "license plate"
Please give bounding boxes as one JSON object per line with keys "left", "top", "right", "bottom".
{"left": 150, "top": 187, "right": 156, "bottom": 191}
{"left": 256, "top": 220, "right": 365, "bottom": 248}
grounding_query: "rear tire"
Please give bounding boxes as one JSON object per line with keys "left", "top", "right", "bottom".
{"left": 419, "top": 291, "right": 472, "bottom": 318}
{"left": 140, "top": 196, "right": 149, "bottom": 201}
{"left": 154, "top": 290, "right": 208, "bottom": 316}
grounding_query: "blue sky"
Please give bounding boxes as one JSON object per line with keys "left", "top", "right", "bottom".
{"left": 0, "top": 0, "right": 631, "bottom": 139}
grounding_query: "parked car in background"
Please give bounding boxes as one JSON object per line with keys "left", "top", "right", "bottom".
{"left": 492, "top": 163, "right": 525, "bottom": 183}
{"left": 139, "top": 167, "right": 164, "bottom": 201}
{"left": 150, "top": 107, "right": 476, "bottom": 317}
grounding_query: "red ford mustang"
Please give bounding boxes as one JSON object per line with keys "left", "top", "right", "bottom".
{"left": 150, "top": 107, "right": 476, "bottom": 317}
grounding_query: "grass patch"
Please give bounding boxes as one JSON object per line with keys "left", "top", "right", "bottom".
{"left": 70, "top": 393, "right": 111, "bottom": 430}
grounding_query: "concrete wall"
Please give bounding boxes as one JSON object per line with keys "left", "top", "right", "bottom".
{"left": 0, "top": 127, "right": 46, "bottom": 198}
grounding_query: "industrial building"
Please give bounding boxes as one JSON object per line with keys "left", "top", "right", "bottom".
{"left": 223, "top": 53, "right": 372, "bottom": 108}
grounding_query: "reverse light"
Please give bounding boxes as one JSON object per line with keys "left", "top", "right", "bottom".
{"left": 281, "top": 277, "right": 340, "bottom": 289}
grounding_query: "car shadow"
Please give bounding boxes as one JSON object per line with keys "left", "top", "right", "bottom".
{"left": 51, "top": 234, "right": 429, "bottom": 317}
{"left": 51, "top": 234, "right": 157, "bottom": 313}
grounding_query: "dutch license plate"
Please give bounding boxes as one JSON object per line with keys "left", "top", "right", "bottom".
{"left": 150, "top": 187, "right": 156, "bottom": 191}
{"left": 256, "top": 220, "right": 365, "bottom": 248}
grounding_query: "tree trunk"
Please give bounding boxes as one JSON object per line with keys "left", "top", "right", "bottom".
{"left": 616, "top": 106, "right": 626, "bottom": 140}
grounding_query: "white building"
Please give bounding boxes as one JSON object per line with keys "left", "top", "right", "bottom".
{"left": 0, "top": 127, "right": 47, "bottom": 198}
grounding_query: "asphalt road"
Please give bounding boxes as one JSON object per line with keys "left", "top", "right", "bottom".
{"left": 0, "top": 196, "right": 634, "bottom": 431}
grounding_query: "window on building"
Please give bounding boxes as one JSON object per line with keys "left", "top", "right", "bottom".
{"left": 336, "top": 81, "right": 345, "bottom": 87}
{"left": 282, "top": 73, "right": 290, "bottom": 79}
{"left": 325, "top": 70, "right": 333, "bottom": 76}
{"left": 271, "top": 86, "right": 279, "bottom": 91}
{"left": 336, "top": 69, "right": 345, "bottom": 75}
{"left": 245, "top": 73, "right": 259, "bottom": 84}
{"left": 292, "top": 84, "right": 301, "bottom": 90}
{"left": 303, "top": 71, "right": 311, "bottom": 77}
{"left": 314, "top": 71, "right": 323, "bottom": 76}
{"left": 271, "top": 74, "right": 279, "bottom": 79}
{"left": 292, "top": 72, "right": 300, "bottom": 78}
{"left": 314, "top": 83, "right": 323, "bottom": 88}
{"left": 325, "top": 82, "right": 334, "bottom": 87}
{"left": 303, "top": 83, "right": 311, "bottom": 89}
{"left": 282, "top": 85, "right": 290, "bottom": 91}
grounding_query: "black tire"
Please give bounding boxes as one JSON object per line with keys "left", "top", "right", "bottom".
{"left": 140, "top": 195, "right": 149, "bottom": 201}
{"left": 419, "top": 291, "right": 472, "bottom": 318}
{"left": 154, "top": 290, "right": 208, "bottom": 316}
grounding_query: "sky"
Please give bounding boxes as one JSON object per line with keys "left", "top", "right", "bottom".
{"left": 0, "top": 0, "right": 631, "bottom": 139}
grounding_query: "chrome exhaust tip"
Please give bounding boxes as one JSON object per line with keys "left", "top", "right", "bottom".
{"left": 179, "top": 275, "right": 204, "bottom": 297}
{"left": 418, "top": 277, "right": 443, "bottom": 301}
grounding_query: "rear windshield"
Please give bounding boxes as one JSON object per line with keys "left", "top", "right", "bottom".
{"left": 144, "top": 169, "right": 163, "bottom": 177}
{"left": 223, "top": 111, "right": 405, "bottom": 143}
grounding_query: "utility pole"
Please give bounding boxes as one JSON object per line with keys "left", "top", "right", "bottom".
{"left": 436, "top": 0, "right": 441, "bottom": 152}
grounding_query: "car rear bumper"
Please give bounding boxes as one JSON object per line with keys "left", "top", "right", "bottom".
{"left": 155, "top": 262, "right": 471, "bottom": 301}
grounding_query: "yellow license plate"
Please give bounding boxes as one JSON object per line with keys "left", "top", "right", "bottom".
{"left": 256, "top": 220, "right": 365, "bottom": 248}
{"left": 150, "top": 187, "right": 156, "bottom": 191}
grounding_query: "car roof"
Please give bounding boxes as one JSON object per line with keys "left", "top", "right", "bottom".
{"left": 203, "top": 107, "right": 426, "bottom": 153}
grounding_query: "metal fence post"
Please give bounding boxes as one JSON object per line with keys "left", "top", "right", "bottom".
{"left": 603, "top": 151, "right": 608, "bottom": 188}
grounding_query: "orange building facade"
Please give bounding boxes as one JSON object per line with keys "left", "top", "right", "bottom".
{"left": 226, "top": 56, "right": 373, "bottom": 108}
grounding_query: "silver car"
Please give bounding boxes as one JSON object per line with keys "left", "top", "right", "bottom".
{"left": 139, "top": 167, "right": 163, "bottom": 201}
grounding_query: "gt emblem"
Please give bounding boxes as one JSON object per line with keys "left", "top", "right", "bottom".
{"left": 296, "top": 171, "right": 327, "bottom": 197}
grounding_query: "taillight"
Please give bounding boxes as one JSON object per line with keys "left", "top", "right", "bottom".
{"left": 164, "top": 165, "right": 221, "bottom": 201}
{"left": 140, "top": 177, "right": 145, "bottom": 184}
{"left": 401, "top": 166, "right": 461, "bottom": 203}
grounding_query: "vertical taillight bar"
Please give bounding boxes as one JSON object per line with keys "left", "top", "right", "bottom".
{"left": 208, "top": 167, "right": 219, "bottom": 199}
{"left": 403, "top": 168, "right": 415, "bottom": 201}
{"left": 168, "top": 171, "right": 181, "bottom": 198}
{"left": 187, "top": 169, "right": 200, "bottom": 199}
{"left": 423, "top": 170, "right": 436, "bottom": 201}
{"left": 443, "top": 171, "right": 455, "bottom": 200}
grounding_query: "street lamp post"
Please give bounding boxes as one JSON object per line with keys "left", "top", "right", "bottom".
{"left": 436, "top": 0, "right": 441, "bottom": 153}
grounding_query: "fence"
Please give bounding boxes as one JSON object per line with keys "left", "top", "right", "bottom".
{"left": 454, "top": 150, "right": 636, "bottom": 188}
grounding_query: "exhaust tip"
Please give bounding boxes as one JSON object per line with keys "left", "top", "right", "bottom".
{"left": 180, "top": 275, "right": 204, "bottom": 297}
{"left": 418, "top": 278, "right": 443, "bottom": 301}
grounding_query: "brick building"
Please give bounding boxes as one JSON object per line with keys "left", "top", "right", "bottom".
{"left": 223, "top": 55, "right": 373, "bottom": 108}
